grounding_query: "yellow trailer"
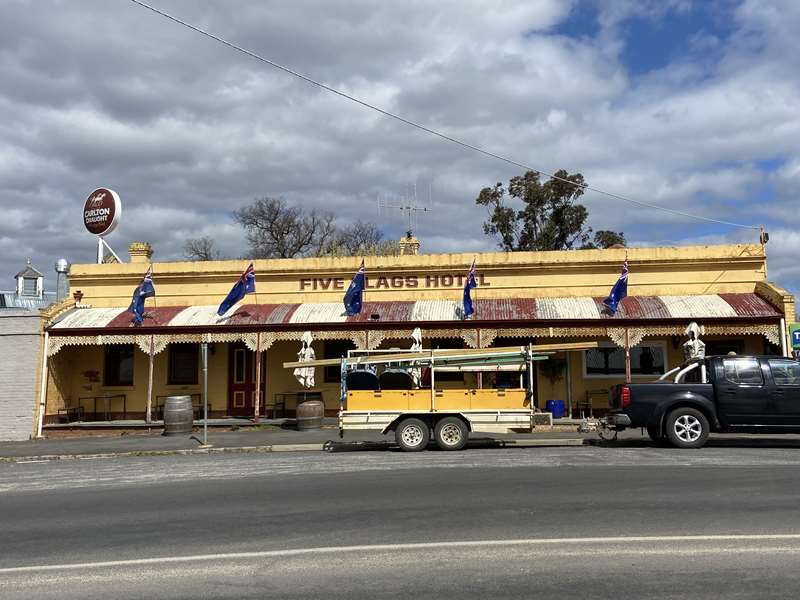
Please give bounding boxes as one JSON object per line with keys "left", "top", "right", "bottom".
{"left": 284, "top": 342, "right": 597, "bottom": 451}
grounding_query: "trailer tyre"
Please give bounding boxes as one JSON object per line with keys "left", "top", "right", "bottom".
{"left": 665, "top": 407, "right": 709, "bottom": 449}
{"left": 395, "top": 418, "right": 430, "bottom": 452}
{"left": 434, "top": 417, "right": 468, "bottom": 451}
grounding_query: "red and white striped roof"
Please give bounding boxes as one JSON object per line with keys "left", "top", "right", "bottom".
{"left": 49, "top": 293, "right": 780, "bottom": 332}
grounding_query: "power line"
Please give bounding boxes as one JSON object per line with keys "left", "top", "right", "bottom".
{"left": 127, "top": 0, "right": 760, "bottom": 232}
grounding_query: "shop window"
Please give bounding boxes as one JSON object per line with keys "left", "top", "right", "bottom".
{"left": 104, "top": 345, "right": 134, "bottom": 387}
{"left": 169, "top": 344, "right": 199, "bottom": 385}
{"left": 324, "top": 340, "right": 355, "bottom": 383}
{"left": 584, "top": 342, "right": 666, "bottom": 378}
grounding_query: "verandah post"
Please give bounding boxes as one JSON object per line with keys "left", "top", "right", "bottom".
{"left": 254, "top": 332, "right": 262, "bottom": 423}
{"left": 145, "top": 335, "right": 154, "bottom": 424}
{"left": 624, "top": 328, "right": 632, "bottom": 384}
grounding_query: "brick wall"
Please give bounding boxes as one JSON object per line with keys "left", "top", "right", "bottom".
{"left": 0, "top": 310, "right": 40, "bottom": 440}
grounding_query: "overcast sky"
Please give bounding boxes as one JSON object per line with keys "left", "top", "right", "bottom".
{"left": 1, "top": 0, "right": 798, "bottom": 299}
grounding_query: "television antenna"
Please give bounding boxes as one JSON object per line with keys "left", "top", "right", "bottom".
{"left": 377, "top": 183, "right": 432, "bottom": 236}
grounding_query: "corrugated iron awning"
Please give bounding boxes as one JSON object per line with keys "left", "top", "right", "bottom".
{"left": 49, "top": 293, "right": 781, "bottom": 334}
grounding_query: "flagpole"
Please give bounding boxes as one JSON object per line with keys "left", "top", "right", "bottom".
{"left": 151, "top": 264, "right": 156, "bottom": 313}
{"left": 252, "top": 260, "right": 259, "bottom": 308}
{"left": 361, "top": 258, "right": 366, "bottom": 307}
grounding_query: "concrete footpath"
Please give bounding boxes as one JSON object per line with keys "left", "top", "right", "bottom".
{"left": 0, "top": 422, "right": 598, "bottom": 462}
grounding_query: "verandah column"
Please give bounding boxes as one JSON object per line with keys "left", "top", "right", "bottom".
{"left": 145, "top": 334, "right": 154, "bottom": 424}
{"left": 254, "top": 332, "right": 262, "bottom": 423}
{"left": 624, "top": 328, "right": 632, "bottom": 384}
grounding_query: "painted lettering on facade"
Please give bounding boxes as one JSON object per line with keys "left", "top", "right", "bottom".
{"left": 299, "top": 273, "right": 489, "bottom": 291}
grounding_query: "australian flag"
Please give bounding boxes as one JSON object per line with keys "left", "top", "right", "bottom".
{"left": 463, "top": 258, "right": 477, "bottom": 318}
{"left": 602, "top": 257, "right": 628, "bottom": 316}
{"left": 344, "top": 260, "right": 365, "bottom": 316}
{"left": 217, "top": 263, "right": 256, "bottom": 316}
{"left": 129, "top": 266, "right": 155, "bottom": 326}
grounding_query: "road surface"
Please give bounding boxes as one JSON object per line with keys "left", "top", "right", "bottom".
{"left": 2, "top": 442, "right": 800, "bottom": 598}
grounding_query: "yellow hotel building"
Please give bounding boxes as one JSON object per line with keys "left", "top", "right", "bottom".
{"left": 36, "top": 240, "right": 795, "bottom": 431}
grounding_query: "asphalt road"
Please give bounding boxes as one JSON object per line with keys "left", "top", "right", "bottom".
{"left": 2, "top": 443, "right": 800, "bottom": 599}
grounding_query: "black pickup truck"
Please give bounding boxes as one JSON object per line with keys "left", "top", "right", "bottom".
{"left": 606, "top": 355, "right": 800, "bottom": 448}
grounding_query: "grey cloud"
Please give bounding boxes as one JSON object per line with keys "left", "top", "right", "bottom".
{"left": 0, "top": 0, "right": 798, "bottom": 299}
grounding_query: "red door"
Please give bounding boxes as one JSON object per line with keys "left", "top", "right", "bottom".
{"left": 227, "top": 343, "right": 266, "bottom": 417}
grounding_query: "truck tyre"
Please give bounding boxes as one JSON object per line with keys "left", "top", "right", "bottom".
{"left": 395, "top": 418, "right": 430, "bottom": 452}
{"left": 665, "top": 407, "right": 709, "bottom": 449}
{"left": 434, "top": 417, "right": 469, "bottom": 451}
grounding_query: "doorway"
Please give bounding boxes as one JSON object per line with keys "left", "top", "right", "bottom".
{"left": 227, "top": 343, "right": 266, "bottom": 417}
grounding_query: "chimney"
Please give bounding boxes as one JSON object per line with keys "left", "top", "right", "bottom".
{"left": 129, "top": 242, "right": 153, "bottom": 263}
{"left": 55, "top": 258, "right": 70, "bottom": 301}
{"left": 398, "top": 231, "right": 420, "bottom": 256}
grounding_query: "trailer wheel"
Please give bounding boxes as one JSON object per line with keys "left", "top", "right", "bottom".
{"left": 395, "top": 418, "right": 430, "bottom": 452}
{"left": 434, "top": 417, "right": 468, "bottom": 451}
{"left": 665, "top": 407, "right": 709, "bottom": 449}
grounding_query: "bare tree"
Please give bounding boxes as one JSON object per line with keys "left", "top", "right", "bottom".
{"left": 319, "top": 220, "right": 401, "bottom": 257}
{"left": 333, "top": 221, "right": 383, "bottom": 255}
{"left": 233, "top": 197, "right": 336, "bottom": 259}
{"left": 183, "top": 236, "right": 220, "bottom": 261}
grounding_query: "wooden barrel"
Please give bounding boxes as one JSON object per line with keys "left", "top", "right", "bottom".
{"left": 163, "top": 395, "right": 193, "bottom": 435}
{"left": 296, "top": 400, "right": 324, "bottom": 430}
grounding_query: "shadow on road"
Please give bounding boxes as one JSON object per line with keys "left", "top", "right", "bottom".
{"left": 587, "top": 436, "right": 800, "bottom": 449}
{"left": 322, "top": 437, "right": 521, "bottom": 453}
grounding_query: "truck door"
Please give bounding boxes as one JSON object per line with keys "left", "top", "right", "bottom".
{"left": 765, "top": 359, "right": 800, "bottom": 426}
{"left": 716, "top": 357, "right": 770, "bottom": 426}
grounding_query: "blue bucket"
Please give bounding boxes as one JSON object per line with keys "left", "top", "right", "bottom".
{"left": 545, "top": 399, "right": 566, "bottom": 419}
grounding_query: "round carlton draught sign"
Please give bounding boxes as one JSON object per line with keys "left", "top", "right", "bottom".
{"left": 83, "top": 188, "right": 121, "bottom": 236}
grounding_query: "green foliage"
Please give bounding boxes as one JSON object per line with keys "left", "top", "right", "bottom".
{"left": 475, "top": 170, "right": 623, "bottom": 252}
{"left": 584, "top": 230, "right": 626, "bottom": 249}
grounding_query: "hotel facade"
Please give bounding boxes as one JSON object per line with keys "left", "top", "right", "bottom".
{"left": 35, "top": 241, "right": 795, "bottom": 431}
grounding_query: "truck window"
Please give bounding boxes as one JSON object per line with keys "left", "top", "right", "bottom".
{"left": 722, "top": 357, "right": 763, "bottom": 385}
{"left": 767, "top": 359, "right": 800, "bottom": 386}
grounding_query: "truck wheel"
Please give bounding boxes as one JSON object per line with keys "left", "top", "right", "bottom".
{"left": 395, "top": 418, "right": 430, "bottom": 452}
{"left": 665, "top": 408, "right": 709, "bottom": 449}
{"left": 434, "top": 417, "right": 468, "bottom": 451}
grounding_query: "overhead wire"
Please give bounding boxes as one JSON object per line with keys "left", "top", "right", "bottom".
{"left": 127, "top": 0, "right": 760, "bottom": 232}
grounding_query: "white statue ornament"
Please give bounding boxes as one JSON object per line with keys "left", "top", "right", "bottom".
{"left": 293, "top": 331, "right": 316, "bottom": 388}
{"left": 683, "top": 322, "right": 706, "bottom": 361}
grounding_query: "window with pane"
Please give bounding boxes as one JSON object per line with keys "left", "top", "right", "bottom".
{"left": 324, "top": 340, "right": 355, "bottom": 383}
{"left": 768, "top": 359, "right": 800, "bottom": 386}
{"left": 169, "top": 344, "right": 199, "bottom": 385}
{"left": 584, "top": 343, "right": 665, "bottom": 377}
{"left": 22, "top": 277, "right": 37, "bottom": 296}
{"left": 722, "top": 357, "right": 763, "bottom": 385}
{"left": 104, "top": 345, "right": 134, "bottom": 386}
